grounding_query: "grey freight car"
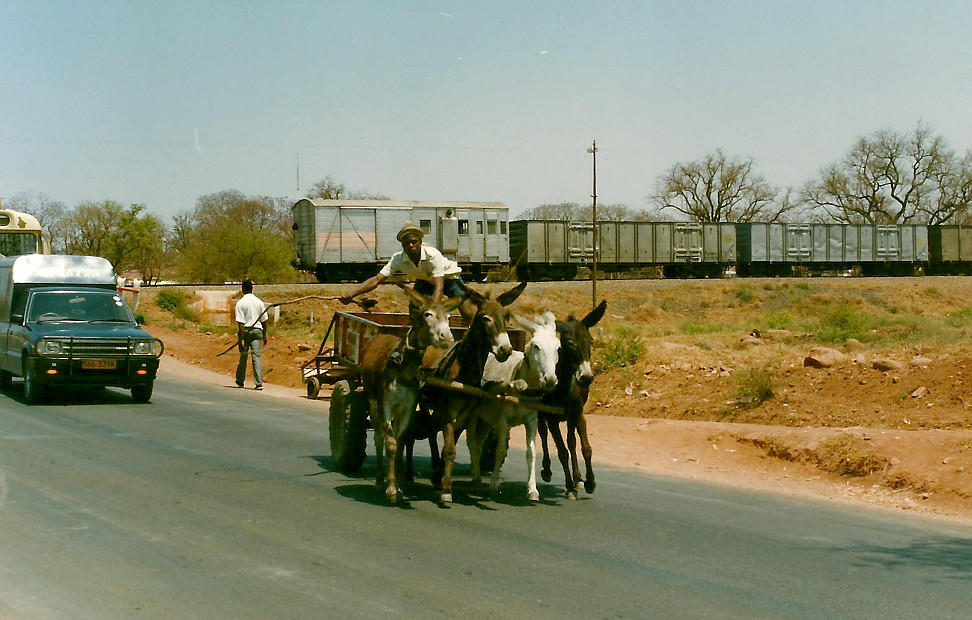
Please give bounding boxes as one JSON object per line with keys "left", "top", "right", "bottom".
{"left": 510, "top": 220, "right": 736, "bottom": 279}
{"left": 928, "top": 226, "right": 972, "bottom": 274}
{"left": 292, "top": 199, "right": 510, "bottom": 282}
{"left": 736, "top": 223, "right": 928, "bottom": 276}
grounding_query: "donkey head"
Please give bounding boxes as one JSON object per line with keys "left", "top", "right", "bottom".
{"left": 400, "top": 285, "right": 464, "bottom": 350}
{"left": 558, "top": 300, "right": 606, "bottom": 387}
{"left": 513, "top": 310, "right": 560, "bottom": 392}
{"left": 464, "top": 281, "right": 527, "bottom": 363}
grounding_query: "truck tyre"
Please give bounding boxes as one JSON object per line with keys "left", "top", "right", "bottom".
{"left": 305, "top": 376, "right": 321, "bottom": 399}
{"left": 329, "top": 380, "right": 367, "bottom": 472}
{"left": 0, "top": 369, "right": 11, "bottom": 389}
{"left": 22, "top": 356, "right": 42, "bottom": 405}
{"left": 131, "top": 381, "right": 154, "bottom": 403}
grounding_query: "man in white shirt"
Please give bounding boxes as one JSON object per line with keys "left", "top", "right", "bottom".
{"left": 235, "top": 279, "right": 269, "bottom": 390}
{"left": 339, "top": 223, "right": 473, "bottom": 320}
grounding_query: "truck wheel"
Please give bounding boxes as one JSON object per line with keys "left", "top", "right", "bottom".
{"left": 305, "top": 376, "right": 321, "bottom": 399}
{"left": 0, "top": 369, "right": 11, "bottom": 389}
{"left": 22, "top": 356, "right": 42, "bottom": 405}
{"left": 131, "top": 381, "right": 154, "bottom": 403}
{"left": 329, "top": 380, "right": 367, "bottom": 472}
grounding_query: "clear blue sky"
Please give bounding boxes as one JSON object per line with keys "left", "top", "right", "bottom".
{"left": 3, "top": 1, "right": 971, "bottom": 222}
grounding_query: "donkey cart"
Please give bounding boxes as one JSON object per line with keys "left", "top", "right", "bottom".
{"left": 301, "top": 310, "right": 546, "bottom": 474}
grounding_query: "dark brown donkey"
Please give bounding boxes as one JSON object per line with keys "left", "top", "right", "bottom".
{"left": 359, "top": 286, "right": 463, "bottom": 503}
{"left": 424, "top": 281, "right": 527, "bottom": 505}
{"left": 538, "top": 300, "right": 606, "bottom": 499}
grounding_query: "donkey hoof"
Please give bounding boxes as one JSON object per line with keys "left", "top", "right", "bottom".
{"left": 528, "top": 490, "right": 540, "bottom": 503}
{"left": 565, "top": 490, "right": 578, "bottom": 501}
{"left": 440, "top": 493, "right": 453, "bottom": 505}
{"left": 541, "top": 470, "right": 552, "bottom": 483}
{"left": 583, "top": 480, "right": 596, "bottom": 494}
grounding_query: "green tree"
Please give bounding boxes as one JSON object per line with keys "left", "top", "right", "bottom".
{"left": 64, "top": 201, "right": 166, "bottom": 281}
{"left": 176, "top": 190, "right": 297, "bottom": 283}
{"left": 652, "top": 149, "right": 789, "bottom": 222}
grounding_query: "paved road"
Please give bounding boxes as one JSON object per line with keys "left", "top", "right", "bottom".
{"left": 2, "top": 375, "right": 972, "bottom": 619}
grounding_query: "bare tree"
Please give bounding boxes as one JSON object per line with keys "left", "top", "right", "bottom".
{"left": 651, "top": 150, "right": 786, "bottom": 222}
{"left": 305, "top": 176, "right": 389, "bottom": 200}
{"left": 804, "top": 123, "right": 969, "bottom": 224}
{"left": 6, "top": 190, "right": 70, "bottom": 252}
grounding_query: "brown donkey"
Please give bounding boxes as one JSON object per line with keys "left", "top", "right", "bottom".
{"left": 424, "top": 281, "right": 527, "bottom": 505}
{"left": 359, "top": 286, "right": 463, "bottom": 503}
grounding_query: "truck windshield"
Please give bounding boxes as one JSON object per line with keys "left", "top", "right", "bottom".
{"left": 28, "top": 292, "right": 134, "bottom": 323}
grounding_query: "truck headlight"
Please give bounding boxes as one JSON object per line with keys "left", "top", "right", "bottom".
{"left": 36, "top": 339, "right": 63, "bottom": 355}
{"left": 131, "top": 339, "right": 160, "bottom": 356}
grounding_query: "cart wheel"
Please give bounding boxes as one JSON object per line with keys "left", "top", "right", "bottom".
{"left": 306, "top": 376, "right": 321, "bottom": 399}
{"left": 329, "top": 380, "right": 367, "bottom": 472}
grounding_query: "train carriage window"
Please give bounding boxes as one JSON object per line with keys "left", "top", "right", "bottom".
{"left": 487, "top": 219, "right": 497, "bottom": 235}
{"left": 458, "top": 220, "right": 469, "bottom": 235}
{"left": 419, "top": 219, "right": 431, "bottom": 236}
{"left": 476, "top": 221, "right": 484, "bottom": 235}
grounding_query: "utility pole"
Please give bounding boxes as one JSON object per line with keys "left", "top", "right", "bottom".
{"left": 587, "top": 140, "right": 598, "bottom": 310}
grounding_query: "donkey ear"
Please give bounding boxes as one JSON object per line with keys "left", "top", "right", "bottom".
{"left": 442, "top": 295, "right": 465, "bottom": 312}
{"left": 399, "top": 284, "right": 431, "bottom": 307}
{"left": 582, "top": 300, "right": 607, "bottom": 328}
{"left": 463, "top": 284, "right": 486, "bottom": 307}
{"left": 496, "top": 281, "right": 528, "bottom": 307}
{"left": 511, "top": 313, "right": 537, "bottom": 332}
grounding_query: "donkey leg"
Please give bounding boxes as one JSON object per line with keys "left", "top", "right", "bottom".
{"left": 440, "top": 420, "right": 456, "bottom": 505}
{"left": 567, "top": 421, "right": 583, "bottom": 488}
{"left": 488, "top": 422, "right": 509, "bottom": 498}
{"left": 523, "top": 416, "right": 540, "bottom": 502}
{"left": 467, "top": 418, "right": 483, "bottom": 487}
{"left": 370, "top": 400, "right": 386, "bottom": 487}
{"left": 382, "top": 424, "right": 399, "bottom": 502}
{"left": 576, "top": 413, "right": 596, "bottom": 494}
{"left": 547, "top": 418, "right": 577, "bottom": 499}
{"left": 538, "top": 416, "right": 553, "bottom": 483}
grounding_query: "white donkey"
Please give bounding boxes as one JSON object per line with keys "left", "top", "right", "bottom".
{"left": 459, "top": 311, "right": 560, "bottom": 502}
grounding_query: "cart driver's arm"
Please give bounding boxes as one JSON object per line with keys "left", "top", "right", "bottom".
{"left": 432, "top": 275, "right": 445, "bottom": 303}
{"left": 339, "top": 273, "right": 386, "bottom": 304}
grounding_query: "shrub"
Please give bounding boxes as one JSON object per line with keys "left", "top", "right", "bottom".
{"left": 596, "top": 327, "right": 646, "bottom": 371}
{"left": 156, "top": 289, "right": 198, "bottom": 322}
{"left": 733, "top": 364, "right": 776, "bottom": 409}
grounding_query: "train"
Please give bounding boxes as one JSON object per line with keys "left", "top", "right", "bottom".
{"left": 292, "top": 200, "right": 972, "bottom": 281}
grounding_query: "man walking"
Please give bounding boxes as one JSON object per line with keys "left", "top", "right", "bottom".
{"left": 235, "top": 279, "right": 269, "bottom": 390}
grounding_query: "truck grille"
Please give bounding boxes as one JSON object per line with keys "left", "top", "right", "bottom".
{"left": 60, "top": 338, "right": 131, "bottom": 357}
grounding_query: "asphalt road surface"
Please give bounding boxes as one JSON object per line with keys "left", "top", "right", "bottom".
{"left": 2, "top": 374, "right": 972, "bottom": 619}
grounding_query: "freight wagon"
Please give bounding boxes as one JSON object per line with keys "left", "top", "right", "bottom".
{"left": 292, "top": 199, "right": 510, "bottom": 283}
{"left": 510, "top": 220, "right": 736, "bottom": 279}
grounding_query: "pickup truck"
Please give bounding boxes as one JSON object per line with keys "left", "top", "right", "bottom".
{"left": 0, "top": 255, "right": 163, "bottom": 404}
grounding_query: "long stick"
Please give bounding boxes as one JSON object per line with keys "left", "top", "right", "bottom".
{"left": 422, "top": 376, "right": 564, "bottom": 415}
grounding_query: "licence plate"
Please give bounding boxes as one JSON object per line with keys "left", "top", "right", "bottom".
{"left": 82, "top": 359, "right": 117, "bottom": 370}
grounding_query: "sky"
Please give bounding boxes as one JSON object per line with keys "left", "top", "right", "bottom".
{"left": 3, "top": 1, "right": 972, "bottom": 223}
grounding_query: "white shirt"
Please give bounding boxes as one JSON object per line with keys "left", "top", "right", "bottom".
{"left": 236, "top": 293, "right": 268, "bottom": 330}
{"left": 379, "top": 244, "right": 461, "bottom": 282}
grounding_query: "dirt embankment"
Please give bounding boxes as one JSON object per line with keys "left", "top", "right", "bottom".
{"left": 141, "top": 278, "right": 972, "bottom": 525}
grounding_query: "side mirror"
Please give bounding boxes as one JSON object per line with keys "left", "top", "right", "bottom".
{"left": 134, "top": 315, "right": 145, "bottom": 325}
{"left": 11, "top": 314, "right": 23, "bottom": 325}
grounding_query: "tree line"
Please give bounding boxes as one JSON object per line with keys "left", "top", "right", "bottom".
{"left": 520, "top": 123, "right": 972, "bottom": 226}
{"left": 9, "top": 123, "right": 972, "bottom": 283}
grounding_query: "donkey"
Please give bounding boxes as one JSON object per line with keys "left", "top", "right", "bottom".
{"left": 538, "top": 300, "right": 606, "bottom": 499}
{"left": 459, "top": 311, "right": 560, "bottom": 502}
{"left": 423, "top": 281, "right": 527, "bottom": 505}
{"left": 359, "top": 286, "right": 464, "bottom": 503}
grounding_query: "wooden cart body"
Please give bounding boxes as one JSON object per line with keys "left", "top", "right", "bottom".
{"left": 303, "top": 311, "right": 548, "bottom": 472}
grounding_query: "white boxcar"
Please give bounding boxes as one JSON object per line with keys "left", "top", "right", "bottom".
{"left": 292, "top": 199, "right": 510, "bottom": 282}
